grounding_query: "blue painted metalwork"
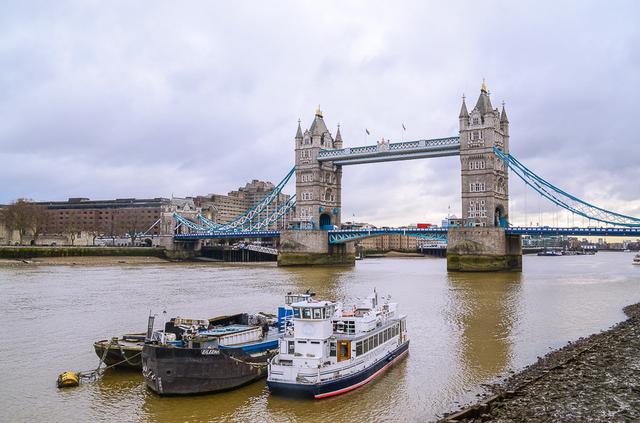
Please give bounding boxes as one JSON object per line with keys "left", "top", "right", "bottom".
{"left": 317, "top": 137, "right": 460, "bottom": 165}
{"left": 173, "top": 213, "right": 210, "bottom": 232}
{"left": 494, "top": 148, "right": 640, "bottom": 227}
{"left": 174, "top": 230, "right": 281, "bottom": 240}
{"left": 327, "top": 228, "right": 448, "bottom": 244}
{"left": 244, "top": 196, "right": 296, "bottom": 231}
{"left": 198, "top": 166, "right": 296, "bottom": 231}
{"left": 505, "top": 226, "right": 640, "bottom": 237}
{"left": 173, "top": 226, "right": 640, "bottom": 243}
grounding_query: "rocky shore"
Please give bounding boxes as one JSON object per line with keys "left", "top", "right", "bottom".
{"left": 441, "top": 303, "right": 640, "bottom": 422}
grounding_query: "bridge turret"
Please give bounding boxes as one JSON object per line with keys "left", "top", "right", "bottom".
{"left": 459, "top": 81, "right": 510, "bottom": 228}
{"left": 500, "top": 103, "right": 509, "bottom": 139}
{"left": 295, "top": 119, "right": 303, "bottom": 142}
{"left": 459, "top": 95, "right": 469, "bottom": 130}
{"left": 293, "top": 108, "right": 342, "bottom": 230}
{"left": 334, "top": 124, "right": 343, "bottom": 149}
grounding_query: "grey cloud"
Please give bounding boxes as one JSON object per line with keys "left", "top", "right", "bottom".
{"left": 0, "top": 1, "right": 639, "bottom": 226}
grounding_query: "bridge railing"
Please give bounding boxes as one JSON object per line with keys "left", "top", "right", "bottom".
{"left": 317, "top": 136, "right": 460, "bottom": 161}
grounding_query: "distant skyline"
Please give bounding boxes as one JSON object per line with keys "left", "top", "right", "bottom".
{"left": 1, "top": 1, "right": 639, "bottom": 226}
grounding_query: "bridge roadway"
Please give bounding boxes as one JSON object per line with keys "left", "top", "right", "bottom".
{"left": 316, "top": 136, "right": 461, "bottom": 165}
{"left": 173, "top": 226, "right": 640, "bottom": 243}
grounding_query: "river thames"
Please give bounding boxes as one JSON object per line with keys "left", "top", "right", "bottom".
{"left": 1, "top": 252, "right": 638, "bottom": 422}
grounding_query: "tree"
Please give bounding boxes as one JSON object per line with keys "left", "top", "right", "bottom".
{"left": 64, "top": 222, "right": 82, "bottom": 246}
{"left": 27, "top": 203, "right": 48, "bottom": 245}
{"left": 2, "top": 200, "right": 49, "bottom": 245}
{"left": 126, "top": 217, "right": 140, "bottom": 246}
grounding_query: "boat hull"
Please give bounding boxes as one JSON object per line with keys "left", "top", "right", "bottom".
{"left": 93, "top": 340, "right": 143, "bottom": 370}
{"left": 268, "top": 340, "right": 409, "bottom": 399}
{"left": 142, "top": 344, "right": 276, "bottom": 395}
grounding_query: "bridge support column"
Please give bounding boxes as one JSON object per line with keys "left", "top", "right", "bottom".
{"left": 447, "top": 228, "right": 521, "bottom": 272}
{"left": 165, "top": 239, "right": 202, "bottom": 260}
{"left": 277, "top": 230, "right": 355, "bottom": 266}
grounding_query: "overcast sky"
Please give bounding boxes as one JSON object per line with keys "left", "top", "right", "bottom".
{"left": 1, "top": 1, "right": 639, "bottom": 226}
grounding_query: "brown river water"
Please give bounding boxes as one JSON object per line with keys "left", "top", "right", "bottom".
{"left": 1, "top": 253, "right": 639, "bottom": 422}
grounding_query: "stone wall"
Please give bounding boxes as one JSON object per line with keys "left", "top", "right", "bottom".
{"left": 277, "top": 230, "right": 354, "bottom": 266}
{"left": 447, "top": 227, "right": 522, "bottom": 271}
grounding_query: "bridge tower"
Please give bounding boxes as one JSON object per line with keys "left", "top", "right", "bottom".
{"left": 459, "top": 81, "right": 510, "bottom": 227}
{"left": 448, "top": 82, "right": 521, "bottom": 271}
{"left": 293, "top": 107, "right": 342, "bottom": 229}
{"left": 278, "top": 107, "right": 353, "bottom": 266}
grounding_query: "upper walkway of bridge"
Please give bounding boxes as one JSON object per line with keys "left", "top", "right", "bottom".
{"left": 317, "top": 136, "right": 460, "bottom": 165}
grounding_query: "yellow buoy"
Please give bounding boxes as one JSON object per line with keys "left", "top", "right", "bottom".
{"left": 57, "top": 371, "right": 80, "bottom": 388}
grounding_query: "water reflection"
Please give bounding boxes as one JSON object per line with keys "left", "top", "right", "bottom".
{"left": 280, "top": 266, "right": 354, "bottom": 302}
{"left": 447, "top": 272, "right": 522, "bottom": 382}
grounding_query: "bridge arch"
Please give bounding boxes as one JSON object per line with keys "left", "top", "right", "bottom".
{"left": 319, "top": 213, "right": 332, "bottom": 229}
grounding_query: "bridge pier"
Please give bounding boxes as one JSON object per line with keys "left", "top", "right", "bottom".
{"left": 447, "top": 228, "right": 521, "bottom": 272}
{"left": 277, "top": 230, "right": 355, "bottom": 266}
{"left": 165, "top": 239, "right": 202, "bottom": 260}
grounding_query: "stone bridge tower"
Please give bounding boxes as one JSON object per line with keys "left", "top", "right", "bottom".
{"left": 459, "top": 81, "right": 510, "bottom": 227}
{"left": 293, "top": 107, "right": 342, "bottom": 229}
{"left": 448, "top": 81, "right": 520, "bottom": 272}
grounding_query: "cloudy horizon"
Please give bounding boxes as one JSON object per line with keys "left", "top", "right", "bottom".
{"left": 1, "top": 1, "right": 639, "bottom": 227}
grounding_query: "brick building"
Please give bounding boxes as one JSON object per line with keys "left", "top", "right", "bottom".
{"left": 195, "top": 180, "right": 291, "bottom": 226}
{"left": 38, "top": 197, "right": 167, "bottom": 236}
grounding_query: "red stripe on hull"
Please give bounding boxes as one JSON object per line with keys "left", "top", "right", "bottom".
{"left": 314, "top": 349, "right": 409, "bottom": 399}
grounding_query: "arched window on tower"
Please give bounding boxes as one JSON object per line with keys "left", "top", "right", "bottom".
{"left": 324, "top": 188, "right": 334, "bottom": 202}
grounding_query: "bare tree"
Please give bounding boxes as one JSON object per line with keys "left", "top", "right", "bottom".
{"left": 126, "top": 217, "right": 140, "bottom": 246}
{"left": 27, "top": 203, "right": 48, "bottom": 245}
{"left": 64, "top": 222, "right": 82, "bottom": 246}
{"left": 85, "top": 215, "right": 102, "bottom": 246}
{"left": 3, "top": 200, "right": 35, "bottom": 245}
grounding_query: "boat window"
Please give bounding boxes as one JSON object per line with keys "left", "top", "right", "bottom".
{"left": 356, "top": 341, "right": 362, "bottom": 356}
{"left": 313, "top": 308, "right": 322, "bottom": 319}
{"left": 374, "top": 336, "right": 378, "bottom": 348}
{"left": 302, "top": 308, "right": 311, "bottom": 319}
{"left": 378, "top": 333, "right": 382, "bottom": 345}
{"left": 288, "top": 340, "right": 295, "bottom": 354}
{"left": 293, "top": 308, "right": 301, "bottom": 318}
{"left": 329, "top": 342, "right": 336, "bottom": 357}
{"left": 364, "top": 338, "right": 369, "bottom": 353}
{"left": 311, "top": 341, "right": 320, "bottom": 344}
{"left": 346, "top": 321, "right": 355, "bottom": 334}
{"left": 298, "top": 340, "right": 307, "bottom": 344}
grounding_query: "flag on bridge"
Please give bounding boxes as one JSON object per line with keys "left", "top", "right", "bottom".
{"left": 402, "top": 123, "right": 406, "bottom": 131}
{"left": 365, "top": 129, "right": 370, "bottom": 135}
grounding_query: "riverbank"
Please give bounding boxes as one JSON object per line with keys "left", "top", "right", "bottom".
{"left": 0, "top": 255, "right": 172, "bottom": 266}
{"left": 0, "top": 246, "right": 167, "bottom": 259}
{"left": 441, "top": 302, "right": 640, "bottom": 422}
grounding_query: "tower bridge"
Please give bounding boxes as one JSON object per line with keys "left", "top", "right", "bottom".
{"left": 173, "top": 82, "right": 640, "bottom": 271}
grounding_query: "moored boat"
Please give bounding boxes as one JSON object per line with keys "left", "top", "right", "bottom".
{"left": 633, "top": 254, "right": 640, "bottom": 265}
{"left": 267, "top": 291, "right": 409, "bottom": 399}
{"left": 93, "top": 333, "right": 146, "bottom": 369}
{"left": 142, "top": 313, "right": 279, "bottom": 395}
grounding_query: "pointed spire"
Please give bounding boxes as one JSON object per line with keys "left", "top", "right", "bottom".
{"left": 500, "top": 102, "right": 509, "bottom": 123}
{"left": 335, "top": 123, "right": 342, "bottom": 142}
{"left": 459, "top": 94, "right": 469, "bottom": 118}
{"left": 295, "top": 119, "right": 303, "bottom": 139}
{"left": 310, "top": 106, "right": 328, "bottom": 135}
{"left": 474, "top": 80, "right": 493, "bottom": 115}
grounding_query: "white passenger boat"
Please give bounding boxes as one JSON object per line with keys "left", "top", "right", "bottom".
{"left": 633, "top": 254, "right": 640, "bottom": 265}
{"left": 267, "top": 291, "right": 409, "bottom": 399}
